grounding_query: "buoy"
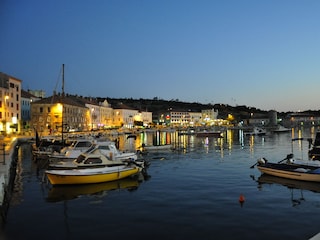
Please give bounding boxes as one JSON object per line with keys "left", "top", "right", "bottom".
{"left": 239, "top": 194, "right": 245, "bottom": 203}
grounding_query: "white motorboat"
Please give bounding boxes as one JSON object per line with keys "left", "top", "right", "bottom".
{"left": 95, "top": 140, "right": 138, "bottom": 161}
{"left": 272, "top": 125, "right": 291, "bottom": 133}
{"left": 244, "top": 127, "right": 266, "bottom": 136}
{"left": 49, "top": 148, "right": 126, "bottom": 170}
{"left": 49, "top": 141, "right": 148, "bottom": 169}
{"left": 49, "top": 138, "right": 95, "bottom": 160}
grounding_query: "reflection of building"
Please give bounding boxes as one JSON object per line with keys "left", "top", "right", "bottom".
{"left": 0, "top": 72, "right": 22, "bottom": 134}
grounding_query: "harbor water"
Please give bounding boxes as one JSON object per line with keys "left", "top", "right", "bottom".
{"left": 2, "top": 128, "right": 320, "bottom": 240}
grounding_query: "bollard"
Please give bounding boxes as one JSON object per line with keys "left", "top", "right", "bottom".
{"left": 2, "top": 143, "right": 5, "bottom": 165}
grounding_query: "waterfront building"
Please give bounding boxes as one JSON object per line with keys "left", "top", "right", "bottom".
{"left": 99, "top": 99, "right": 113, "bottom": 128}
{"left": 284, "top": 112, "right": 320, "bottom": 127}
{"left": 189, "top": 112, "right": 202, "bottom": 126}
{"left": 244, "top": 113, "right": 270, "bottom": 126}
{"left": 30, "top": 94, "right": 90, "bottom": 135}
{"left": 169, "top": 111, "right": 191, "bottom": 126}
{"left": 112, "top": 102, "right": 152, "bottom": 129}
{"left": 27, "top": 89, "right": 46, "bottom": 98}
{"left": 201, "top": 108, "right": 219, "bottom": 125}
{"left": 21, "top": 90, "right": 40, "bottom": 134}
{"left": 139, "top": 111, "right": 152, "bottom": 127}
{"left": 81, "top": 98, "right": 99, "bottom": 131}
{"left": 0, "top": 72, "right": 22, "bottom": 134}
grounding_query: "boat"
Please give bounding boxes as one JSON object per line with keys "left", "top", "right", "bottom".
{"left": 48, "top": 145, "right": 147, "bottom": 170}
{"left": 32, "top": 135, "right": 70, "bottom": 159}
{"left": 49, "top": 147, "right": 126, "bottom": 169}
{"left": 244, "top": 127, "right": 266, "bottom": 136}
{"left": 308, "top": 132, "right": 320, "bottom": 160}
{"left": 139, "top": 143, "right": 174, "bottom": 153}
{"left": 95, "top": 140, "right": 139, "bottom": 161}
{"left": 272, "top": 125, "right": 291, "bottom": 133}
{"left": 45, "top": 164, "right": 141, "bottom": 185}
{"left": 49, "top": 138, "right": 95, "bottom": 161}
{"left": 195, "top": 131, "right": 222, "bottom": 138}
{"left": 255, "top": 157, "right": 320, "bottom": 182}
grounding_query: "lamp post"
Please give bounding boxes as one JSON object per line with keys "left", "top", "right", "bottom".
{"left": 57, "top": 103, "right": 64, "bottom": 143}
{"left": 91, "top": 108, "right": 94, "bottom": 131}
{"left": 4, "top": 95, "right": 9, "bottom": 134}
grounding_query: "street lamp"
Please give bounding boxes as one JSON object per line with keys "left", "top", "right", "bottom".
{"left": 91, "top": 108, "right": 94, "bottom": 131}
{"left": 4, "top": 95, "right": 9, "bottom": 134}
{"left": 57, "top": 103, "right": 64, "bottom": 142}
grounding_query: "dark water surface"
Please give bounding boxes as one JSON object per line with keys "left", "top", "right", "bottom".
{"left": 2, "top": 128, "right": 320, "bottom": 240}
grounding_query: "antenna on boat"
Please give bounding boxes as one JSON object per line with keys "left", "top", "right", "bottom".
{"left": 62, "top": 63, "right": 65, "bottom": 96}
{"left": 61, "top": 64, "right": 65, "bottom": 144}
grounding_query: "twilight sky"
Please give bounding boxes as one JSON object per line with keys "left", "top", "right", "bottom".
{"left": 1, "top": 0, "right": 320, "bottom": 112}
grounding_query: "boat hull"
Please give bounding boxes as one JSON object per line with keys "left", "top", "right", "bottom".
{"left": 195, "top": 132, "right": 222, "bottom": 138}
{"left": 257, "top": 164, "right": 320, "bottom": 182}
{"left": 45, "top": 166, "right": 140, "bottom": 185}
{"left": 141, "top": 145, "right": 173, "bottom": 152}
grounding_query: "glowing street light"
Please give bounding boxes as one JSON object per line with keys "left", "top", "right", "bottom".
{"left": 91, "top": 108, "right": 94, "bottom": 131}
{"left": 3, "top": 95, "right": 9, "bottom": 134}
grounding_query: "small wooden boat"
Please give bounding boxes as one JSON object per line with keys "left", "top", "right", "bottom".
{"left": 255, "top": 157, "right": 320, "bottom": 182}
{"left": 195, "top": 131, "right": 222, "bottom": 138}
{"left": 139, "top": 143, "right": 173, "bottom": 153}
{"left": 45, "top": 164, "right": 141, "bottom": 185}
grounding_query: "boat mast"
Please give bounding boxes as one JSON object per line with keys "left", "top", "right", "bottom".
{"left": 61, "top": 64, "right": 64, "bottom": 143}
{"left": 62, "top": 63, "right": 65, "bottom": 96}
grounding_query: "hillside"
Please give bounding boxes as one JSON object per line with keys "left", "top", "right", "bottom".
{"left": 97, "top": 97, "right": 269, "bottom": 120}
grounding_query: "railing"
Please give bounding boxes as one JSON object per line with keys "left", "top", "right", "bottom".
{"left": 0, "top": 143, "right": 6, "bottom": 165}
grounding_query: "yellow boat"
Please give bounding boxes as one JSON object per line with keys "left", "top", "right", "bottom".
{"left": 45, "top": 165, "right": 140, "bottom": 185}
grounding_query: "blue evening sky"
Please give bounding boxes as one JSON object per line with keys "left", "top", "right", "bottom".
{"left": 1, "top": 0, "right": 320, "bottom": 112}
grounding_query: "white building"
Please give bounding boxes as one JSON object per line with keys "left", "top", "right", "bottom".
{"left": 0, "top": 73, "right": 22, "bottom": 134}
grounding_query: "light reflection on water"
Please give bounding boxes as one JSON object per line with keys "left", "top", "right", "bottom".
{"left": 3, "top": 127, "right": 320, "bottom": 240}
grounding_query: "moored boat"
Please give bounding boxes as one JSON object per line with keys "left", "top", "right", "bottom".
{"left": 255, "top": 157, "right": 320, "bottom": 182}
{"left": 49, "top": 138, "right": 95, "bottom": 160}
{"left": 195, "top": 131, "right": 222, "bottom": 138}
{"left": 45, "top": 164, "right": 141, "bottom": 185}
{"left": 308, "top": 132, "right": 320, "bottom": 160}
{"left": 272, "top": 125, "right": 291, "bottom": 133}
{"left": 48, "top": 146, "right": 147, "bottom": 170}
{"left": 48, "top": 148, "right": 125, "bottom": 170}
{"left": 244, "top": 127, "right": 266, "bottom": 136}
{"left": 139, "top": 143, "right": 173, "bottom": 153}
{"left": 95, "top": 140, "right": 139, "bottom": 161}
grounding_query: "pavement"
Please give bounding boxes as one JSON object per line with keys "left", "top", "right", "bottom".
{"left": 0, "top": 136, "right": 32, "bottom": 206}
